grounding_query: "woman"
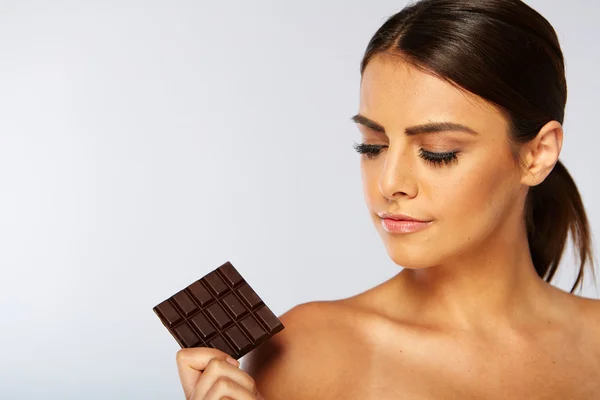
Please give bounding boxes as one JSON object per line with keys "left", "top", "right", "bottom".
{"left": 175, "top": 0, "right": 600, "bottom": 398}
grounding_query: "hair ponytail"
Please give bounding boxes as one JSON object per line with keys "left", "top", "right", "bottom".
{"left": 525, "top": 160, "right": 596, "bottom": 293}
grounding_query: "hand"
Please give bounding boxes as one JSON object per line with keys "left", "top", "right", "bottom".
{"left": 176, "top": 347, "right": 265, "bottom": 400}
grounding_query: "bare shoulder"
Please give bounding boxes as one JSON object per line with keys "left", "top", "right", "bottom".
{"left": 241, "top": 300, "right": 364, "bottom": 400}
{"left": 576, "top": 295, "right": 600, "bottom": 327}
{"left": 567, "top": 293, "right": 600, "bottom": 353}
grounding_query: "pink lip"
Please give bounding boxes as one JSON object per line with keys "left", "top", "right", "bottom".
{"left": 378, "top": 212, "right": 430, "bottom": 222}
{"left": 381, "top": 218, "right": 432, "bottom": 234}
{"left": 377, "top": 212, "right": 432, "bottom": 234}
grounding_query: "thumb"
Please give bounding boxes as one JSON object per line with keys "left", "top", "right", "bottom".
{"left": 176, "top": 347, "right": 235, "bottom": 398}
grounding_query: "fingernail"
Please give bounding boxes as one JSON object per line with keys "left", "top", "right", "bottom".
{"left": 225, "top": 356, "right": 239, "bottom": 367}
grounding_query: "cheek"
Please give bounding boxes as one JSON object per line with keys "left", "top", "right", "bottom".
{"left": 426, "top": 154, "right": 518, "bottom": 227}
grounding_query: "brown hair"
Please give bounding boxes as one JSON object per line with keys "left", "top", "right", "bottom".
{"left": 360, "top": 0, "right": 596, "bottom": 293}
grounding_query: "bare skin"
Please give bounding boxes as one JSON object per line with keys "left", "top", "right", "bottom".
{"left": 176, "top": 54, "right": 600, "bottom": 399}
{"left": 242, "top": 286, "right": 600, "bottom": 399}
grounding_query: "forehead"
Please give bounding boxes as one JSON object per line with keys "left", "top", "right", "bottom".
{"left": 359, "top": 53, "right": 508, "bottom": 134}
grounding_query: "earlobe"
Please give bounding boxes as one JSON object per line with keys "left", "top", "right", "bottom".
{"left": 519, "top": 121, "right": 563, "bottom": 187}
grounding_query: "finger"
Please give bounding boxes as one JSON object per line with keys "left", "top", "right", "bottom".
{"left": 202, "top": 376, "right": 259, "bottom": 400}
{"left": 176, "top": 347, "right": 239, "bottom": 399}
{"left": 191, "top": 357, "right": 257, "bottom": 399}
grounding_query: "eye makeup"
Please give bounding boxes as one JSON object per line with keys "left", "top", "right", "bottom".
{"left": 352, "top": 142, "right": 459, "bottom": 166}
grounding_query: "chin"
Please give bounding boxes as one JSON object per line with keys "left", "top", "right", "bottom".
{"left": 380, "top": 232, "right": 449, "bottom": 269}
{"left": 385, "top": 247, "right": 440, "bottom": 269}
{"left": 372, "top": 216, "right": 476, "bottom": 269}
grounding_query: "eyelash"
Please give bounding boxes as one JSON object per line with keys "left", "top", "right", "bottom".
{"left": 352, "top": 142, "right": 459, "bottom": 166}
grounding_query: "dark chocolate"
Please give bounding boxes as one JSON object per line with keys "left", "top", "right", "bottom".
{"left": 153, "top": 261, "right": 284, "bottom": 359}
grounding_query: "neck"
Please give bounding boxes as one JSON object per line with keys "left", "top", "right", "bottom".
{"left": 395, "top": 221, "right": 553, "bottom": 333}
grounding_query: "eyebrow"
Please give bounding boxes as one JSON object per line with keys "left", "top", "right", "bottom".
{"left": 351, "top": 114, "right": 479, "bottom": 136}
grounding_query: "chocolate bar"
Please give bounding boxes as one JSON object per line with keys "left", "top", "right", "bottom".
{"left": 153, "top": 261, "right": 284, "bottom": 360}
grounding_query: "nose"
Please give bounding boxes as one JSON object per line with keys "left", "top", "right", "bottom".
{"left": 378, "top": 146, "right": 418, "bottom": 200}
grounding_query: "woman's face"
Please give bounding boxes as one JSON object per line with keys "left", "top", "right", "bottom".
{"left": 355, "top": 54, "right": 526, "bottom": 269}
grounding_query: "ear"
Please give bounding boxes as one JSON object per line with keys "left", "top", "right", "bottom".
{"left": 519, "top": 120, "right": 563, "bottom": 187}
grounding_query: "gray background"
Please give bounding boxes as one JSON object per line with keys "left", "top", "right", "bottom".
{"left": 0, "top": 0, "right": 598, "bottom": 398}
